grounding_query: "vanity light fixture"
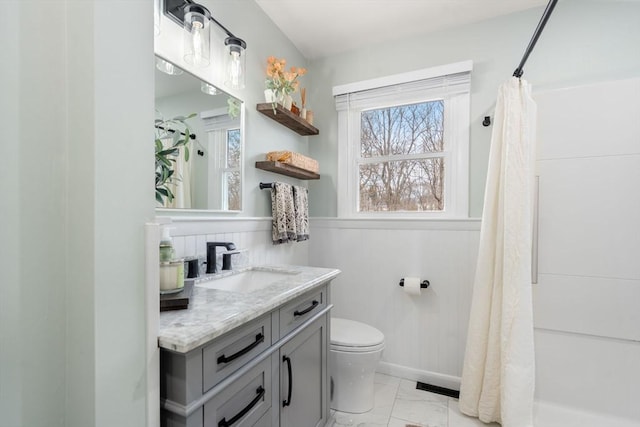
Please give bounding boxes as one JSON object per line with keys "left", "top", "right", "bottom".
{"left": 200, "top": 82, "right": 219, "bottom": 95}
{"left": 164, "top": 0, "right": 247, "bottom": 89}
{"left": 183, "top": 3, "right": 211, "bottom": 67}
{"left": 156, "top": 57, "right": 183, "bottom": 75}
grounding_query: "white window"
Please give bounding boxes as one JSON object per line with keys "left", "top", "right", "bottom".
{"left": 334, "top": 61, "right": 471, "bottom": 218}
{"left": 224, "top": 128, "right": 241, "bottom": 211}
{"left": 201, "top": 108, "right": 243, "bottom": 211}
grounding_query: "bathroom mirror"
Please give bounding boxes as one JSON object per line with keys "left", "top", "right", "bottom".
{"left": 155, "top": 56, "right": 243, "bottom": 212}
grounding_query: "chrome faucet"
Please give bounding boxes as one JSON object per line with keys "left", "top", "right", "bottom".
{"left": 205, "top": 242, "right": 237, "bottom": 274}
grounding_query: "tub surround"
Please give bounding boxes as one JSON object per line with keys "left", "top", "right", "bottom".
{"left": 159, "top": 265, "right": 340, "bottom": 353}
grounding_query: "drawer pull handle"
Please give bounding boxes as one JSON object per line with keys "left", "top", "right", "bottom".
{"left": 217, "top": 333, "right": 265, "bottom": 365}
{"left": 218, "top": 386, "right": 265, "bottom": 427}
{"left": 293, "top": 300, "right": 319, "bottom": 317}
{"left": 282, "top": 355, "right": 293, "bottom": 407}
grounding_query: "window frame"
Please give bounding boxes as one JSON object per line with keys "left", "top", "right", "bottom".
{"left": 335, "top": 61, "right": 471, "bottom": 219}
{"left": 201, "top": 107, "right": 243, "bottom": 212}
{"left": 222, "top": 128, "right": 241, "bottom": 211}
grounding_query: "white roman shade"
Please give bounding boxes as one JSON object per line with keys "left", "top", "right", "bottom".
{"left": 334, "top": 60, "right": 472, "bottom": 111}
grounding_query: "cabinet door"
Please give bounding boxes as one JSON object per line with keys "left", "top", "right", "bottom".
{"left": 280, "top": 315, "right": 328, "bottom": 427}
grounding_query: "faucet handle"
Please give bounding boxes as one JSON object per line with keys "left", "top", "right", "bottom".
{"left": 208, "top": 241, "right": 237, "bottom": 250}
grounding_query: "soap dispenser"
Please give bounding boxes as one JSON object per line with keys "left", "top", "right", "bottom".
{"left": 159, "top": 226, "right": 174, "bottom": 262}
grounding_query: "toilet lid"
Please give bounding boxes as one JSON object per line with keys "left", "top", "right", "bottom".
{"left": 331, "top": 317, "right": 385, "bottom": 348}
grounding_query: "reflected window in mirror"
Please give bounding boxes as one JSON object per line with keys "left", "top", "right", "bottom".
{"left": 155, "top": 56, "right": 243, "bottom": 212}
{"left": 200, "top": 108, "right": 242, "bottom": 211}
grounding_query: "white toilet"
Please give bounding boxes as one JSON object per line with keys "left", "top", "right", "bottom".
{"left": 330, "top": 317, "right": 385, "bottom": 413}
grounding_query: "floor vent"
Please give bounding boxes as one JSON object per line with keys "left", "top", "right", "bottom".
{"left": 415, "top": 381, "right": 460, "bottom": 399}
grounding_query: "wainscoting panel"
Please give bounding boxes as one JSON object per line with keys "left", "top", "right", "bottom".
{"left": 310, "top": 219, "right": 481, "bottom": 383}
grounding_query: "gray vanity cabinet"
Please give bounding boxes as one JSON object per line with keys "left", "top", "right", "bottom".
{"left": 279, "top": 315, "right": 328, "bottom": 427}
{"left": 160, "top": 282, "right": 331, "bottom": 427}
{"left": 203, "top": 357, "right": 272, "bottom": 427}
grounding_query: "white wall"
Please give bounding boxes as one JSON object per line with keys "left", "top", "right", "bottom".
{"left": 310, "top": 219, "right": 480, "bottom": 389}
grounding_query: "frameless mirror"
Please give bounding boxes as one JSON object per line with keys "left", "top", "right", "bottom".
{"left": 155, "top": 56, "right": 243, "bottom": 212}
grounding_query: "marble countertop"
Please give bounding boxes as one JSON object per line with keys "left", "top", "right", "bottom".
{"left": 158, "top": 265, "right": 341, "bottom": 353}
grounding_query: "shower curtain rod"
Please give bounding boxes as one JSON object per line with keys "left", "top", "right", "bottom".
{"left": 513, "top": 0, "right": 558, "bottom": 78}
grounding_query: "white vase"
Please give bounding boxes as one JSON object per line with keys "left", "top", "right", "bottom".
{"left": 282, "top": 94, "right": 293, "bottom": 110}
{"left": 264, "top": 89, "right": 276, "bottom": 103}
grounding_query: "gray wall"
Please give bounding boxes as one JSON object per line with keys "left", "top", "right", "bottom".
{"left": 2, "top": 0, "right": 311, "bottom": 425}
{"left": 307, "top": 0, "right": 640, "bottom": 217}
{"left": 1, "top": 1, "right": 153, "bottom": 426}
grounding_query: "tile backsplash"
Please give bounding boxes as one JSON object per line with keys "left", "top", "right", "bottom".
{"left": 160, "top": 218, "right": 309, "bottom": 274}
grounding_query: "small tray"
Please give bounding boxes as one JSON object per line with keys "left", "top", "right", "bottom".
{"left": 160, "top": 280, "right": 193, "bottom": 312}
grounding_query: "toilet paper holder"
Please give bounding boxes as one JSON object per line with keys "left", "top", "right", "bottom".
{"left": 399, "top": 278, "right": 430, "bottom": 289}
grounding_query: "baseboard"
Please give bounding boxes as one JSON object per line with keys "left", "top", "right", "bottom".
{"left": 377, "top": 361, "right": 461, "bottom": 391}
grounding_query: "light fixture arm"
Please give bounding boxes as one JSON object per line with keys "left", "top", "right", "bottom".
{"left": 164, "top": 0, "right": 245, "bottom": 45}
{"left": 208, "top": 14, "right": 235, "bottom": 39}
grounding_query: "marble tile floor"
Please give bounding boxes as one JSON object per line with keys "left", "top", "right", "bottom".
{"left": 326, "top": 373, "right": 500, "bottom": 427}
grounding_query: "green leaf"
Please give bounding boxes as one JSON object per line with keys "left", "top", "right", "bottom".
{"left": 157, "top": 148, "right": 179, "bottom": 156}
{"left": 184, "top": 146, "right": 190, "bottom": 162}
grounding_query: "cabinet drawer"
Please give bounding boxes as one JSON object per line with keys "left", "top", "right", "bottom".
{"left": 203, "top": 314, "right": 272, "bottom": 393}
{"left": 251, "top": 409, "right": 272, "bottom": 427}
{"left": 279, "top": 287, "right": 326, "bottom": 338}
{"left": 204, "top": 357, "right": 271, "bottom": 427}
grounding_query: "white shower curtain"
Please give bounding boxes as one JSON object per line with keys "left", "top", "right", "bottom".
{"left": 459, "top": 77, "right": 536, "bottom": 426}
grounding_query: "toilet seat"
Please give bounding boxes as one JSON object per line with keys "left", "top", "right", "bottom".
{"left": 331, "top": 318, "right": 385, "bottom": 353}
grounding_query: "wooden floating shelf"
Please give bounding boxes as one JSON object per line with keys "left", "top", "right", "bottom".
{"left": 256, "top": 103, "right": 319, "bottom": 136}
{"left": 255, "top": 161, "right": 320, "bottom": 180}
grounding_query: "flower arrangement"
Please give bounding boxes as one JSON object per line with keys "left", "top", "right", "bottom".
{"left": 265, "top": 56, "right": 306, "bottom": 111}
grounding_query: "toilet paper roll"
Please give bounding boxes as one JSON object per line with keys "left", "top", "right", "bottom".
{"left": 403, "top": 277, "right": 421, "bottom": 296}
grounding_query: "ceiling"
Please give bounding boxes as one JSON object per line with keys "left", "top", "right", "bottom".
{"left": 255, "top": 0, "right": 549, "bottom": 60}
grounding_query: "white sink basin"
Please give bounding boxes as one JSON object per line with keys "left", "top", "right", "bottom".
{"left": 195, "top": 269, "right": 301, "bottom": 293}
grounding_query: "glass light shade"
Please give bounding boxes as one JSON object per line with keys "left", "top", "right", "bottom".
{"left": 156, "top": 57, "right": 183, "bottom": 75}
{"left": 183, "top": 4, "right": 211, "bottom": 67}
{"left": 200, "top": 82, "right": 219, "bottom": 95}
{"left": 224, "top": 37, "right": 246, "bottom": 90}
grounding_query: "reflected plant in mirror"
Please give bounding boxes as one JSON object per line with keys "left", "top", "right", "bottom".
{"left": 155, "top": 113, "right": 195, "bottom": 205}
{"left": 155, "top": 56, "right": 244, "bottom": 212}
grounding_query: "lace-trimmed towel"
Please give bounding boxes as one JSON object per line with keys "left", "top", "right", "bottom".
{"left": 271, "top": 182, "right": 297, "bottom": 244}
{"left": 270, "top": 182, "right": 309, "bottom": 244}
{"left": 293, "top": 185, "right": 309, "bottom": 241}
